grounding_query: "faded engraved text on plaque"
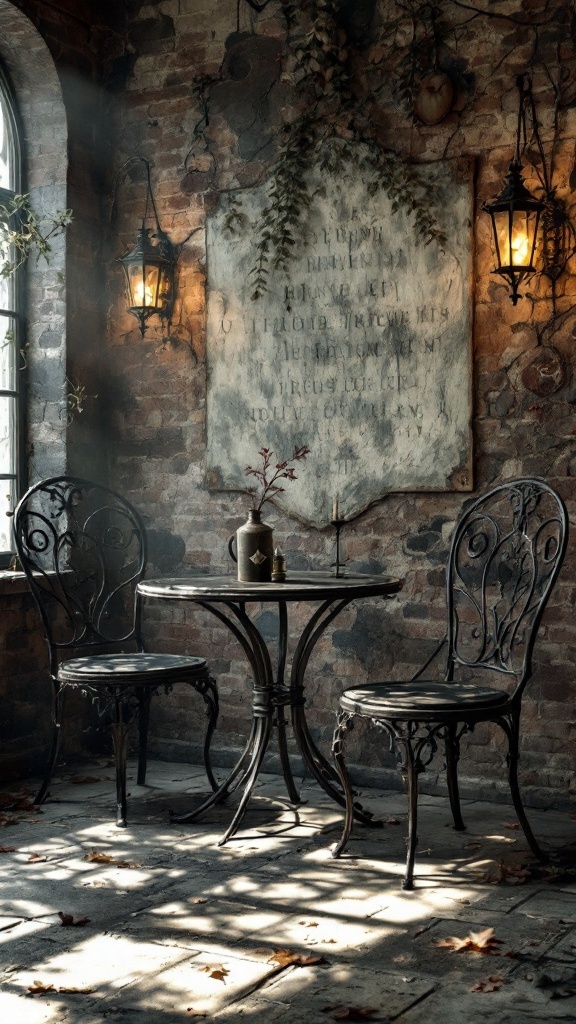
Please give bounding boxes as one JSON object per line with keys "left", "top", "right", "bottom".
{"left": 206, "top": 151, "right": 473, "bottom": 527}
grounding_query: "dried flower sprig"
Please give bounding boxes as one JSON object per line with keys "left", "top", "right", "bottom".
{"left": 245, "top": 444, "right": 310, "bottom": 511}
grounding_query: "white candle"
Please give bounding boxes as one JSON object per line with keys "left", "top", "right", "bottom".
{"left": 332, "top": 493, "right": 339, "bottom": 520}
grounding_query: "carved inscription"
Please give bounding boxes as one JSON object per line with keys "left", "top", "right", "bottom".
{"left": 206, "top": 152, "right": 473, "bottom": 527}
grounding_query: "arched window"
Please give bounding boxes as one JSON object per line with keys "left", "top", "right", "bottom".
{"left": 0, "top": 62, "right": 22, "bottom": 559}
{"left": 0, "top": 0, "right": 69, "bottom": 568}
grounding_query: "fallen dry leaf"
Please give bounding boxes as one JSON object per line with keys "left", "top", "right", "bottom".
{"left": 269, "top": 948, "right": 327, "bottom": 968}
{"left": 0, "top": 794, "right": 38, "bottom": 812}
{"left": 190, "top": 898, "right": 208, "bottom": 905}
{"left": 384, "top": 816, "right": 401, "bottom": 825}
{"left": 68, "top": 775, "right": 107, "bottom": 784}
{"left": 28, "top": 980, "right": 55, "bottom": 994}
{"left": 199, "top": 964, "right": 229, "bottom": 983}
{"left": 83, "top": 850, "right": 139, "bottom": 868}
{"left": 322, "top": 1006, "right": 378, "bottom": 1021}
{"left": 84, "top": 850, "right": 116, "bottom": 864}
{"left": 299, "top": 920, "right": 319, "bottom": 927}
{"left": 0, "top": 845, "right": 16, "bottom": 853}
{"left": 434, "top": 927, "right": 504, "bottom": 954}
{"left": 479, "top": 859, "right": 533, "bottom": 885}
{"left": 471, "top": 974, "right": 505, "bottom": 993}
{"left": 186, "top": 1011, "right": 208, "bottom": 1018}
{"left": 504, "top": 822, "right": 520, "bottom": 830}
{"left": 27, "top": 853, "right": 47, "bottom": 863}
{"left": 58, "top": 911, "right": 90, "bottom": 927}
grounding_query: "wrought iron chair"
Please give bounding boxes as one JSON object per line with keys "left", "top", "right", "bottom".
{"left": 14, "top": 476, "right": 219, "bottom": 827}
{"left": 331, "top": 479, "right": 568, "bottom": 889}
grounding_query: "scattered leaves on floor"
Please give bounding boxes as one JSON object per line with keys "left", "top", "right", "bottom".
{"left": 299, "top": 920, "right": 319, "bottom": 927}
{"left": 321, "top": 1005, "right": 378, "bottom": 1020}
{"left": 470, "top": 974, "right": 506, "bottom": 992}
{"left": 83, "top": 850, "right": 140, "bottom": 868}
{"left": 268, "top": 948, "right": 327, "bottom": 968}
{"left": 28, "top": 980, "right": 55, "bottom": 994}
{"left": 58, "top": 911, "right": 90, "bottom": 927}
{"left": 199, "top": 964, "right": 229, "bottom": 983}
{"left": 434, "top": 927, "right": 504, "bottom": 954}
{"left": 68, "top": 775, "right": 109, "bottom": 784}
{"left": 28, "top": 980, "right": 95, "bottom": 996}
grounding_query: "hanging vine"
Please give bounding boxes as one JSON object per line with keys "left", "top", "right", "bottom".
{"left": 241, "top": 0, "right": 450, "bottom": 297}
{"left": 191, "top": 0, "right": 576, "bottom": 300}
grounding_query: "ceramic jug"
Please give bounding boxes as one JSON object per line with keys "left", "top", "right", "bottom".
{"left": 228, "top": 509, "right": 274, "bottom": 582}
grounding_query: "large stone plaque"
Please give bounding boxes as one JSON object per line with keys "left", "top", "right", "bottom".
{"left": 206, "top": 151, "right": 473, "bottom": 527}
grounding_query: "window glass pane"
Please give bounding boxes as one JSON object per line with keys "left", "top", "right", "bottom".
{"left": 0, "top": 394, "right": 16, "bottom": 476}
{"left": 0, "top": 83, "right": 15, "bottom": 190}
{"left": 0, "top": 477, "right": 15, "bottom": 552}
{"left": 0, "top": 269, "right": 13, "bottom": 311}
{"left": 0, "top": 314, "right": 16, "bottom": 391}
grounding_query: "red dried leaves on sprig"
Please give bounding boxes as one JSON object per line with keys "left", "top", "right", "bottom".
{"left": 245, "top": 444, "right": 310, "bottom": 511}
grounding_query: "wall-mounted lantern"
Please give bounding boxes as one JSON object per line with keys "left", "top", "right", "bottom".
{"left": 119, "top": 160, "right": 177, "bottom": 336}
{"left": 483, "top": 159, "right": 544, "bottom": 306}
{"left": 483, "top": 76, "right": 545, "bottom": 305}
{"left": 483, "top": 74, "right": 574, "bottom": 306}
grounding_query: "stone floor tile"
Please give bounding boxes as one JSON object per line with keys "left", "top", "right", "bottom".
{"left": 212, "top": 963, "right": 435, "bottom": 1022}
{"left": 1, "top": 759, "right": 574, "bottom": 1023}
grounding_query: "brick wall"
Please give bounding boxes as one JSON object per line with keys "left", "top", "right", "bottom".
{"left": 102, "top": 0, "right": 576, "bottom": 808}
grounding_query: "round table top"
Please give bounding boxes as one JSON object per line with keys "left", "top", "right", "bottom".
{"left": 138, "top": 571, "right": 403, "bottom": 603}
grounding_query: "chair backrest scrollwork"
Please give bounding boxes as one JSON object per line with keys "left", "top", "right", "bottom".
{"left": 14, "top": 477, "right": 147, "bottom": 673}
{"left": 446, "top": 479, "right": 568, "bottom": 690}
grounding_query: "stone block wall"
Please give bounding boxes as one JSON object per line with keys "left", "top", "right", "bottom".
{"left": 103, "top": 0, "right": 576, "bottom": 808}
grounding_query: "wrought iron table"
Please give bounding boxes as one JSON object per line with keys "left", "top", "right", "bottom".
{"left": 137, "top": 571, "right": 403, "bottom": 843}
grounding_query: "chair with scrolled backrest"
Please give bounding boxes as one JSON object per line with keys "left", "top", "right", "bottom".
{"left": 331, "top": 479, "right": 568, "bottom": 889}
{"left": 14, "top": 476, "right": 219, "bottom": 826}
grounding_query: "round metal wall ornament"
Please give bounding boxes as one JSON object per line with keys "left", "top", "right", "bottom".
{"left": 521, "top": 345, "right": 569, "bottom": 396}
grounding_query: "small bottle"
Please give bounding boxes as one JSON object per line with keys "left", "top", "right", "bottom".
{"left": 271, "top": 546, "right": 287, "bottom": 582}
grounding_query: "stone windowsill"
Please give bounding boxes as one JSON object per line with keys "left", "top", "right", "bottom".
{"left": 0, "top": 570, "right": 32, "bottom": 596}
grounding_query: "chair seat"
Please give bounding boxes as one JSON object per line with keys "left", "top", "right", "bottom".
{"left": 58, "top": 652, "right": 208, "bottom": 686}
{"left": 340, "top": 679, "right": 511, "bottom": 718}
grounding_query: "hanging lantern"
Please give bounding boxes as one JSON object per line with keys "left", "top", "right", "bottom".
{"left": 483, "top": 159, "right": 544, "bottom": 305}
{"left": 118, "top": 161, "right": 177, "bottom": 336}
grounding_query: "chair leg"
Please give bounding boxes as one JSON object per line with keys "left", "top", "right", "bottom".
{"left": 111, "top": 696, "right": 129, "bottom": 828}
{"left": 445, "top": 725, "right": 466, "bottom": 832}
{"left": 402, "top": 741, "right": 420, "bottom": 891}
{"left": 198, "top": 674, "right": 219, "bottom": 792}
{"left": 505, "top": 712, "right": 546, "bottom": 861}
{"left": 331, "top": 710, "right": 356, "bottom": 858}
{"left": 136, "top": 688, "right": 152, "bottom": 786}
{"left": 35, "top": 682, "right": 66, "bottom": 805}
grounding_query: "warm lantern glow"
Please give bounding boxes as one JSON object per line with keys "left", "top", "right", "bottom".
{"left": 511, "top": 225, "right": 530, "bottom": 264}
{"left": 119, "top": 226, "right": 176, "bottom": 336}
{"left": 117, "top": 160, "right": 177, "bottom": 337}
{"left": 483, "top": 161, "right": 544, "bottom": 305}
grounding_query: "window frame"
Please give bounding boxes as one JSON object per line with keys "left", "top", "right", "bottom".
{"left": 0, "top": 59, "right": 25, "bottom": 566}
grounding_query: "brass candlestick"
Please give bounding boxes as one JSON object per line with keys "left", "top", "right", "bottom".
{"left": 331, "top": 517, "right": 347, "bottom": 577}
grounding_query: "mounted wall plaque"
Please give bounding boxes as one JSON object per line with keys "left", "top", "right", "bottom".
{"left": 206, "top": 148, "right": 474, "bottom": 527}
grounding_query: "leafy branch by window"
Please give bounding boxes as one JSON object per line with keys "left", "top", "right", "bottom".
{"left": 0, "top": 193, "right": 73, "bottom": 278}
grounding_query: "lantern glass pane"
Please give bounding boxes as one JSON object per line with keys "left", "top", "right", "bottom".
{"left": 127, "top": 261, "right": 160, "bottom": 309}
{"left": 510, "top": 209, "right": 535, "bottom": 267}
{"left": 494, "top": 208, "right": 537, "bottom": 269}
